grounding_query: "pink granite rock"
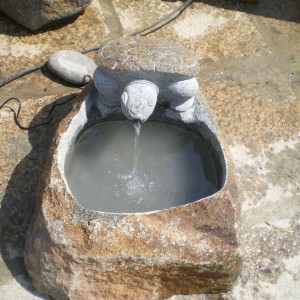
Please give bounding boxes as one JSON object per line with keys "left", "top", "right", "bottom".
{"left": 24, "top": 83, "right": 241, "bottom": 299}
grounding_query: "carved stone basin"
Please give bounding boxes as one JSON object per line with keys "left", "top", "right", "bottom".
{"left": 24, "top": 81, "right": 241, "bottom": 299}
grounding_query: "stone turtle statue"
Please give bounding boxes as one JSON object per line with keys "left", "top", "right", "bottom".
{"left": 94, "top": 36, "right": 200, "bottom": 122}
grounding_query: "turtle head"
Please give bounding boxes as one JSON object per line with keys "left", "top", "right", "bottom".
{"left": 121, "top": 80, "right": 159, "bottom": 123}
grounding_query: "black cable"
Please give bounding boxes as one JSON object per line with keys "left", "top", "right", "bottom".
{"left": 0, "top": 63, "right": 45, "bottom": 89}
{"left": 0, "top": 97, "right": 52, "bottom": 130}
{"left": 47, "top": 93, "right": 78, "bottom": 116}
{"left": 130, "top": 0, "right": 194, "bottom": 37}
{"left": 0, "top": 0, "right": 194, "bottom": 130}
{"left": 0, "top": 0, "right": 194, "bottom": 88}
{"left": 80, "top": 46, "right": 101, "bottom": 55}
{"left": 0, "top": 94, "right": 77, "bottom": 130}
{"left": 140, "top": 1, "right": 193, "bottom": 36}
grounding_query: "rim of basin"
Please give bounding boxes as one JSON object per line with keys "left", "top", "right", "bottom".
{"left": 57, "top": 96, "right": 228, "bottom": 216}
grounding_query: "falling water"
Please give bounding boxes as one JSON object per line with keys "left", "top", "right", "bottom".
{"left": 132, "top": 121, "right": 141, "bottom": 174}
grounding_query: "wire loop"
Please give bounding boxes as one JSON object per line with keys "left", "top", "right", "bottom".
{"left": 0, "top": 95, "right": 77, "bottom": 130}
{"left": 0, "top": 1, "right": 194, "bottom": 129}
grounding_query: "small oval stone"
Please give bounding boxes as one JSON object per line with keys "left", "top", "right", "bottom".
{"left": 48, "top": 50, "right": 97, "bottom": 84}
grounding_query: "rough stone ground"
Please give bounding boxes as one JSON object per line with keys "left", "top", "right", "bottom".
{"left": 0, "top": 0, "right": 299, "bottom": 299}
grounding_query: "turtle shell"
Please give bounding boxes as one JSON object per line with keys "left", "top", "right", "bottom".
{"left": 95, "top": 36, "right": 199, "bottom": 77}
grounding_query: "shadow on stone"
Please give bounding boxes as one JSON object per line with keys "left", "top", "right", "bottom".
{"left": 0, "top": 11, "right": 82, "bottom": 37}
{"left": 41, "top": 65, "right": 88, "bottom": 89}
{"left": 0, "top": 94, "right": 76, "bottom": 298}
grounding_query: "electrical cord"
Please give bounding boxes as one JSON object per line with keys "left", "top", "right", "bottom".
{"left": 0, "top": 94, "right": 78, "bottom": 130}
{"left": 129, "top": 0, "right": 194, "bottom": 36}
{"left": 0, "top": 0, "right": 194, "bottom": 88}
{"left": 0, "top": 97, "right": 51, "bottom": 130}
{"left": 0, "top": 63, "right": 45, "bottom": 89}
{"left": 0, "top": 0, "right": 194, "bottom": 129}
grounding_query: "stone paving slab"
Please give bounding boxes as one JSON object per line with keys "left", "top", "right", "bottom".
{"left": 0, "top": 0, "right": 299, "bottom": 299}
{"left": 0, "top": 0, "right": 108, "bottom": 79}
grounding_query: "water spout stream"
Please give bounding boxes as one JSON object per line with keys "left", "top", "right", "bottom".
{"left": 132, "top": 121, "right": 141, "bottom": 175}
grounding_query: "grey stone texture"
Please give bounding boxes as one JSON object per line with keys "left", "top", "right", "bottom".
{"left": 120, "top": 80, "right": 158, "bottom": 122}
{"left": 94, "top": 36, "right": 200, "bottom": 122}
{"left": 95, "top": 36, "right": 199, "bottom": 76}
{"left": 0, "top": 0, "right": 92, "bottom": 31}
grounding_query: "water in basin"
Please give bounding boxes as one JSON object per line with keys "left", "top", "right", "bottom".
{"left": 65, "top": 121, "right": 219, "bottom": 213}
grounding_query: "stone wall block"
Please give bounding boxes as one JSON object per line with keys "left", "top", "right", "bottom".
{"left": 0, "top": 0, "right": 93, "bottom": 31}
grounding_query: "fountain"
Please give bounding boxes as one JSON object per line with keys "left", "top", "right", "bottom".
{"left": 24, "top": 37, "right": 241, "bottom": 299}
